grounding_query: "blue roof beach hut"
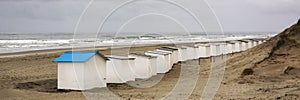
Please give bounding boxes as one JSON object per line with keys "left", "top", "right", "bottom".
{"left": 53, "top": 51, "right": 108, "bottom": 90}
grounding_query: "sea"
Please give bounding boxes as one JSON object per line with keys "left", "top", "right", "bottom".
{"left": 0, "top": 32, "right": 277, "bottom": 54}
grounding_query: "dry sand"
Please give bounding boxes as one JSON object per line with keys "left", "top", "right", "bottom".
{"left": 0, "top": 21, "right": 300, "bottom": 99}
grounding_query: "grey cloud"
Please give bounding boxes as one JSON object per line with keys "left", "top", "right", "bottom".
{"left": 207, "top": 0, "right": 300, "bottom": 32}
{"left": 0, "top": 0, "right": 299, "bottom": 33}
{"left": 0, "top": 0, "right": 86, "bottom": 20}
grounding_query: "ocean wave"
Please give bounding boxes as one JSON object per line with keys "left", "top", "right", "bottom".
{"left": 0, "top": 33, "right": 275, "bottom": 54}
{"left": 0, "top": 40, "right": 71, "bottom": 44}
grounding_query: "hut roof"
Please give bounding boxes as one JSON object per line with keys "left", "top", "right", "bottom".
{"left": 153, "top": 49, "right": 172, "bottom": 53}
{"left": 208, "top": 43, "right": 221, "bottom": 46}
{"left": 182, "top": 45, "right": 198, "bottom": 48}
{"left": 157, "top": 48, "right": 176, "bottom": 52}
{"left": 171, "top": 46, "right": 187, "bottom": 49}
{"left": 196, "top": 44, "right": 210, "bottom": 47}
{"left": 146, "top": 51, "right": 170, "bottom": 56}
{"left": 238, "top": 40, "right": 249, "bottom": 43}
{"left": 53, "top": 50, "right": 108, "bottom": 63}
{"left": 225, "top": 41, "right": 237, "bottom": 44}
{"left": 106, "top": 55, "right": 135, "bottom": 60}
{"left": 129, "top": 53, "right": 157, "bottom": 59}
{"left": 161, "top": 47, "right": 179, "bottom": 50}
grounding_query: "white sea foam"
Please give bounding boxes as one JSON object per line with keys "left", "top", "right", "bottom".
{"left": 0, "top": 40, "right": 70, "bottom": 44}
{"left": 0, "top": 32, "right": 275, "bottom": 54}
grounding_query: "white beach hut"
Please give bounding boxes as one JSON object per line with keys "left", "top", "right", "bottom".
{"left": 225, "top": 42, "right": 235, "bottom": 54}
{"left": 257, "top": 40, "right": 261, "bottom": 45}
{"left": 53, "top": 51, "right": 108, "bottom": 90}
{"left": 238, "top": 41, "right": 244, "bottom": 51}
{"left": 194, "top": 45, "right": 202, "bottom": 58}
{"left": 161, "top": 47, "right": 179, "bottom": 63}
{"left": 196, "top": 44, "right": 211, "bottom": 58}
{"left": 258, "top": 40, "right": 263, "bottom": 45}
{"left": 232, "top": 42, "right": 236, "bottom": 52}
{"left": 228, "top": 41, "right": 241, "bottom": 53}
{"left": 250, "top": 40, "right": 255, "bottom": 48}
{"left": 252, "top": 40, "right": 258, "bottom": 47}
{"left": 157, "top": 47, "right": 178, "bottom": 64}
{"left": 263, "top": 39, "right": 267, "bottom": 43}
{"left": 145, "top": 51, "right": 171, "bottom": 73}
{"left": 183, "top": 45, "right": 199, "bottom": 59}
{"left": 239, "top": 40, "right": 248, "bottom": 51}
{"left": 219, "top": 43, "right": 227, "bottom": 55}
{"left": 236, "top": 41, "right": 242, "bottom": 52}
{"left": 128, "top": 53, "right": 157, "bottom": 79}
{"left": 155, "top": 49, "right": 174, "bottom": 64}
{"left": 105, "top": 55, "right": 136, "bottom": 83}
{"left": 216, "top": 44, "right": 221, "bottom": 56}
{"left": 209, "top": 44, "right": 219, "bottom": 56}
{"left": 245, "top": 40, "right": 253, "bottom": 49}
{"left": 247, "top": 40, "right": 254, "bottom": 49}
{"left": 153, "top": 49, "right": 172, "bottom": 68}
{"left": 174, "top": 46, "right": 188, "bottom": 61}
{"left": 249, "top": 40, "right": 253, "bottom": 48}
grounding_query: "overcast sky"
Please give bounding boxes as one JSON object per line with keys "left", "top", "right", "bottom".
{"left": 0, "top": 0, "right": 299, "bottom": 33}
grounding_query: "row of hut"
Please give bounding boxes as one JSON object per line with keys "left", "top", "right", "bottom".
{"left": 53, "top": 39, "right": 266, "bottom": 90}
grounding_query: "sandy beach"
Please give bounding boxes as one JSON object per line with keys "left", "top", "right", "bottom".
{"left": 1, "top": 22, "right": 300, "bottom": 99}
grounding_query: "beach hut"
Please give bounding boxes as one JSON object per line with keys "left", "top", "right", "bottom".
{"left": 238, "top": 41, "right": 244, "bottom": 51}
{"left": 236, "top": 41, "right": 242, "bottom": 52}
{"left": 184, "top": 44, "right": 200, "bottom": 59}
{"left": 183, "top": 45, "right": 199, "bottom": 59}
{"left": 161, "top": 47, "right": 179, "bottom": 62}
{"left": 128, "top": 53, "right": 157, "bottom": 79}
{"left": 174, "top": 46, "right": 188, "bottom": 61}
{"left": 232, "top": 42, "right": 236, "bottom": 51}
{"left": 228, "top": 41, "right": 241, "bottom": 53}
{"left": 105, "top": 55, "right": 136, "bottom": 83}
{"left": 153, "top": 49, "right": 173, "bottom": 68}
{"left": 196, "top": 44, "right": 211, "bottom": 58}
{"left": 229, "top": 41, "right": 236, "bottom": 53}
{"left": 157, "top": 47, "right": 179, "bottom": 64}
{"left": 263, "top": 39, "right": 267, "bottom": 43}
{"left": 257, "top": 40, "right": 261, "bottom": 45}
{"left": 145, "top": 51, "right": 171, "bottom": 73}
{"left": 155, "top": 49, "right": 175, "bottom": 64}
{"left": 258, "top": 40, "right": 263, "bottom": 45}
{"left": 209, "top": 44, "right": 219, "bottom": 56}
{"left": 245, "top": 40, "right": 253, "bottom": 49}
{"left": 252, "top": 40, "right": 258, "bottom": 47}
{"left": 178, "top": 47, "right": 188, "bottom": 61}
{"left": 53, "top": 51, "right": 108, "bottom": 90}
{"left": 248, "top": 40, "right": 255, "bottom": 48}
{"left": 216, "top": 44, "right": 222, "bottom": 55}
{"left": 248, "top": 40, "right": 253, "bottom": 48}
{"left": 219, "top": 43, "right": 227, "bottom": 55}
{"left": 194, "top": 45, "right": 202, "bottom": 58}
{"left": 225, "top": 42, "right": 234, "bottom": 54}
{"left": 239, "top": 40, "right": 248, "bottom": 51}
{"left": 243, "top": 41, "right": 248, "bottom": 51}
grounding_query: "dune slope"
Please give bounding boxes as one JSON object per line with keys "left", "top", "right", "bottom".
{"left": 217, "top": 20, "right": 300, "bottom": 99}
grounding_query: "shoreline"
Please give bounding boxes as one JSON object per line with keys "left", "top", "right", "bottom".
{"left": 0, "top": 38, "right": 266, "bottom": 58}
{"left": 0, "top": 41, "right": 195, "bottom": 57}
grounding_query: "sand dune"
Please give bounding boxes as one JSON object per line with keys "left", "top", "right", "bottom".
{"left": 216, "top": 20, "right": 300, "bottom": 99}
